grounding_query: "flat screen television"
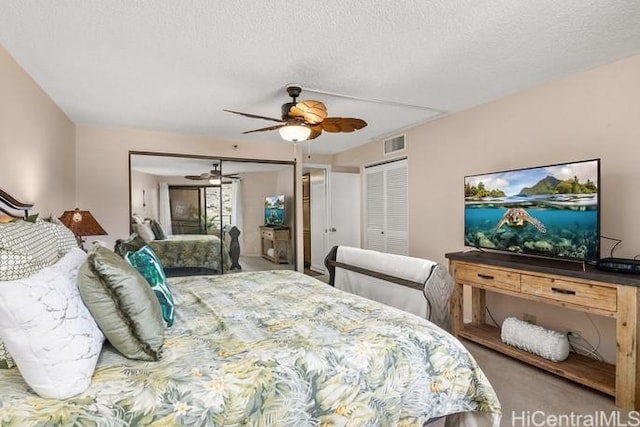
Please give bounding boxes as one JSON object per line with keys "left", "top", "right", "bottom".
{"left": 264, "top": 195, "right": 285, "bottom": 226}
{"left": 464, "top": 159, "right": 600, "bottom": 262}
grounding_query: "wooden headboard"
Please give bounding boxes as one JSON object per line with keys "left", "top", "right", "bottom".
{"left": 0, "top": 188, "right": 33, "bottom": 220}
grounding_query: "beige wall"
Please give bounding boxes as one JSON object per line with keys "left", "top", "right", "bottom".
{"left": 130, "top": 170, "right": 160, "bottom": 220}
{"left": 240, "top": 171, "right": 279, "bottom": 256}
{"left": 334, "top": 54, "right": 640, "bottom": 363}
{"left": 276, "top": 167, "right": 295, "bottom": 263}
{"left": 0, "top": 45, "right": 76, "bottom": 216}
{"left": 276, "top": 168, "right": 295, "bottom": 228}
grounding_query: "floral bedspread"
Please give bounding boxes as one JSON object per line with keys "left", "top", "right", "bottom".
{"left": 149, "top": 234, "right": 231, "bottom": 272}
{"left": 0, "top": 270, "right": 500, "bottom": 426}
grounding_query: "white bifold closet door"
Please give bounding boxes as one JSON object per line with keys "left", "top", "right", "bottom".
{"left": 364, "top": 158, "right": 408, "bottom": 255}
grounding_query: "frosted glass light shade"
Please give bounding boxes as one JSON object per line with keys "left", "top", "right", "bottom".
{"left": 279, "top": 124, "right": 311, "bottom": 142}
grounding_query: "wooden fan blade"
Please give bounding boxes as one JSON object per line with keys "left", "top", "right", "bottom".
{"left": 308, "top": 124, "right": 323, "bottom": 140}
{"left": 185, "top": 175, "right": 206, "bottom": 180}
{"left": 320, "top": 117, "right": 368, "bottom": 133}
{"left": 224, "top": 109, "right": 284, "bottom": 123}
{"left": 242, "top": 123, "right": 287, "bottom": 134}
{"left": 289, "top": 100, "right": 328, "bottom": 124}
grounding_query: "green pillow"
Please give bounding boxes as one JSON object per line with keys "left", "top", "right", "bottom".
{"left": 9, "top": 213, "right": 39, "bottom": 223}
{"left": 125, "top": 246, "right": 175, "bottom": 327}
{"left": 78, "top": 245, "right": 164, "bottom": 361}
{"left": 150, "top": 220, "right": 167, "bottom": 240}
{"left": 114, "top": 234, "right": 146, "bottom": 257}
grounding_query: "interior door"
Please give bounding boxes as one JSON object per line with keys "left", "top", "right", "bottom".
{"left": 310, "top": 171, "right": 327, "bottom": 272}
{"left": 302, "top": 173, "right": 311, "bottom": 268}
{"left": 328, "top": 172, "right": 361, "bottom": 250}
{"left": 365, "top": 167, "right": 385, "bottom": 252}
{"left": 309, "top": 170, "right": 361, "bottom": 273}
{"left": 364, "top": 159, "right": 408, "bottom": 255}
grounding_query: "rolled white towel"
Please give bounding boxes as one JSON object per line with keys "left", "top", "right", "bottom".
{"left": 501, "top": 317, "right": 570, "bottom": 362}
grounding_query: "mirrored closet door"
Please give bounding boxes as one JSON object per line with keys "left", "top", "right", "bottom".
{"left": 129, "top": 152, "right": 296, "bottom": 276}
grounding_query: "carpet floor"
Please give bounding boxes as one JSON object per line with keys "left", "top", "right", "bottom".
{"left": 463, "top": 340, "right": 631, "bottom": 426}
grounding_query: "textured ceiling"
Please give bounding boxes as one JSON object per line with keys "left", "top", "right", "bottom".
{"left": 2, "top": 1, "right": 640, "bottom": 155}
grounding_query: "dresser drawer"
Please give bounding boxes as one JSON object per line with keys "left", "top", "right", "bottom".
{"left": 261, "top": 228, "right": 275, "bottom": 239}
{"left": 521, "top": 275, "right": 617, "bottom": 312}
{"left": 455, "top": 263, "right": 521, "bottom": 292}
{"left": 273, "top": 229, "right": 290, "bottom": 240}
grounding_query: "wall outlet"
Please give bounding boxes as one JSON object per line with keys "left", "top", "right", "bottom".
{"left": 523, "top": 313, "right": 536, "bottom": 324}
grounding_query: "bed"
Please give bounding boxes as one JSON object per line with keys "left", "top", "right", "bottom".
{"left": 0, "top": 189, "right": 501, "bottom": 426}
{"left": 117, "top": 232, "right": 233, "bottom": 274}
{"left": 148, "top": 234, "right": 232, "bottom": 273}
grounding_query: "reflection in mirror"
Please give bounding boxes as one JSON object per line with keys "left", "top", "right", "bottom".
{"left": 129, "top": 153, "right": 296, "bottom": 276}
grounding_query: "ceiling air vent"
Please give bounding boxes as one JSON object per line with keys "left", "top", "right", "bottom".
{"left": 383, "top": 135, "right": 406, "bottom": 155}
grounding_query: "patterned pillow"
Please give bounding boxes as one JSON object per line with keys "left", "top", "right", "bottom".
{"left": 0, "top": 340, "right": 15, "bottom": 369}
{"left": 35, "top": 218, "right": 78, "bottom": 258}
{"left": 125, "top": 246, "right": 175, "bottom": 326}
{"left": 0, "top": 248, "right": 105, "bottom": 399}
{"left": 0, "top": 221, "right": 59, "bottom": 280}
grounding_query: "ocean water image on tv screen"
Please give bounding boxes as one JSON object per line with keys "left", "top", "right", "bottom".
{"left": 464, "top": 159, "right": 599, "bottom": 261}
{"left": 265, "top": 195, "right": 285, "bottom": 225}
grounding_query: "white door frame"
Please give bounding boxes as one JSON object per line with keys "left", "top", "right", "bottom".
{"left": 304, "top": 163, "right": 332, "bottom": 272}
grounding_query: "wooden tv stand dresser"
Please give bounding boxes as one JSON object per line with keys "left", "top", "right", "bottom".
{"left": 445, "top": 251, "right": 640, "bottom": 410}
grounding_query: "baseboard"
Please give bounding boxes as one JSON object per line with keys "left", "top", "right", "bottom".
{"left": 310, "top": 263, "right": 325, "bottom": 274}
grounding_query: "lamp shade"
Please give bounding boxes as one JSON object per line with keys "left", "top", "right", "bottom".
{"left": 59, "top": 209, "right": 107, "bottom": 237}
{"left": 278, "top": 124, "right": 311, "bottom": 142}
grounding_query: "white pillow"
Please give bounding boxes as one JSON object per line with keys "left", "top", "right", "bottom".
{"left": 134, "top": 222, "right": 156, "bottom": 243}
{"left": 0, "top": 248, "right": 105, "bottom": 399}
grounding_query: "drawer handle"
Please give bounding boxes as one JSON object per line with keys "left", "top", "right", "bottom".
{"left": 551, "top": 287, "right": 576, "bottom": 295}
{"left": 477, "top": 273, "right": 494, "bottom": 280}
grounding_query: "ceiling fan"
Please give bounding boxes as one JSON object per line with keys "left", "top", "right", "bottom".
{"left": 224, "top": 84, "right": 368, "bottom": 142}
{"left": 184, "top": 164, "right": 231, "bottom": 184}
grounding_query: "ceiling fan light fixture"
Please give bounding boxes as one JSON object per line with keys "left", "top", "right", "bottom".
{"left": 209, "top": 165, "right": 221, "bottom": 185}
{"left": 278, "top": 124, "right": 311, "bottom": 142}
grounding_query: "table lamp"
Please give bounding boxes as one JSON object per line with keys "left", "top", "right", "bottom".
{"left": 59, "top": 208, "right": 107, "bottom": 249}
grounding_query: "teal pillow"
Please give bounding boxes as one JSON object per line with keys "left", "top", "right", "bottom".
{"left": 125, "top": 246, "right": 175, "bottom": 327}
{"left": 78, "top": 245, "right": 164, "bottom": 361}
